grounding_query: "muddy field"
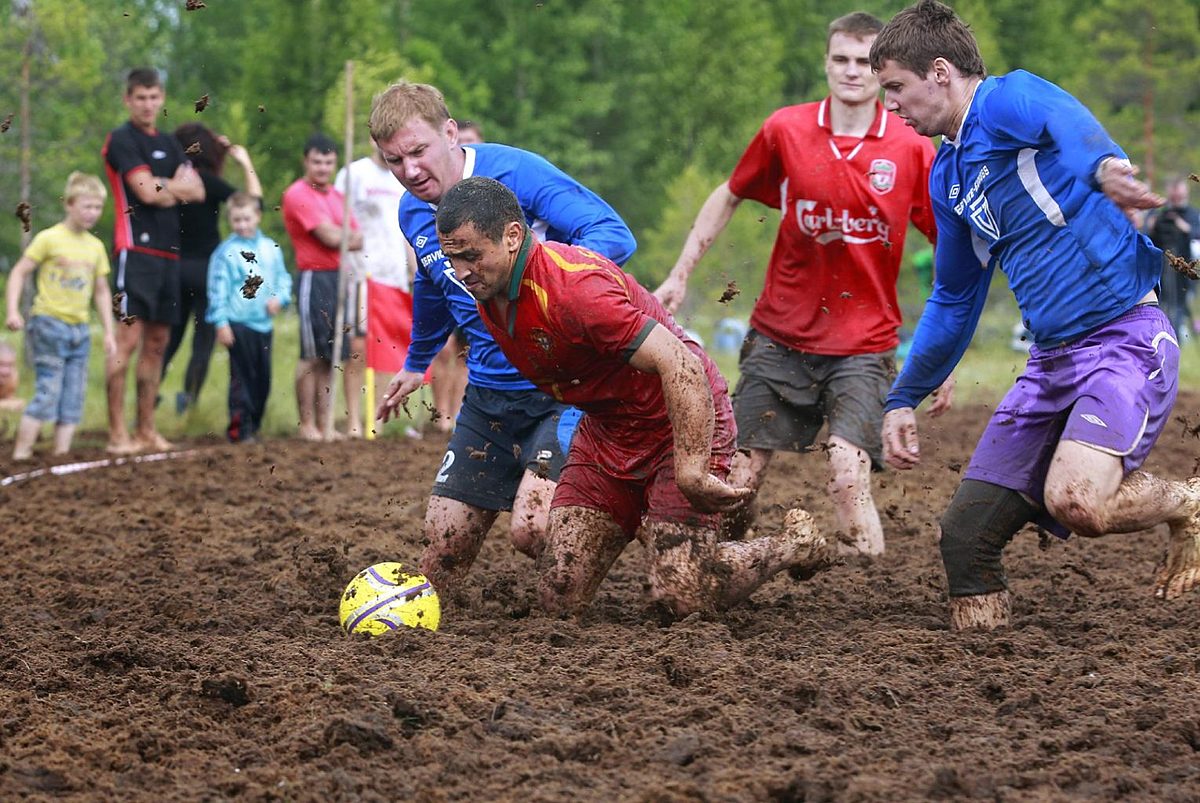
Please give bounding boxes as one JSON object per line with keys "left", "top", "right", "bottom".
{"left": 2, "top": 397, "right": 1199, "bottom": 802}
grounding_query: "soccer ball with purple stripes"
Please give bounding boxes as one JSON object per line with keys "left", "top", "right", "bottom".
{"left": 339, "top": 562, "right": 441, "bottom": 635}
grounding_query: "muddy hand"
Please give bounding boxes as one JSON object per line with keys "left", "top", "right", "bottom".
{"left": 678, "top": 472, "right": 752, "bottom": 514}
{"left": 883, "top": 407, "right": 920, "bottom": 470}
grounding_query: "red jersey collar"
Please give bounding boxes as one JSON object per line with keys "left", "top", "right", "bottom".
{"left": 505, "top": 226, "right": 535, "bottom": 302}
{"left": 816, "top": 98, "right": 888, "bottom": 138}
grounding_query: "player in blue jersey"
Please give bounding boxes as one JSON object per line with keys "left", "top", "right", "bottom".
{"left": 870, "top": 0, "right": 1200, "bottom": 630}
{"left": 369, "top": 81, "right": 637, "bottom": 598}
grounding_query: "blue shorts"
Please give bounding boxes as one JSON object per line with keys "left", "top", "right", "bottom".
{"left": 25, "top": 315, "right": 91, "bottom": 424}
{"left": 965, "top": 305, "right": 1179, "bottom": 537}
{"left": 431, "top": 384, "right": 582, "bottom": 511}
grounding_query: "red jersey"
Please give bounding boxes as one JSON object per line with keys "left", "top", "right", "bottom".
{"left": 281, "top": 178, "right": 357, "bottom": 271}
{"left": 729, "top": 99, "right": 937, "bottom": 355}
{"left": 479, "top": 236, "right": 729, "bottom": 478}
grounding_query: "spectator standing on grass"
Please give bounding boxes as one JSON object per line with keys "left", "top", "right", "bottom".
{"left": 5, "top": 172, "right": 117, "bottom": 460}
{"left": 872, "top": 0, "right": 1200, "bottom": 630}
{"left": 103, "top": 67, "right": 205, "bottom": 454}
{"left": 281, "top": 133, "right": 363, "bottom": 441}
{"left": 334, "top": 138, "right": 415, "bottom": 430}
{"left": 1146, "top": 177, "right": 1200, "bottom": 341}
{"left": 162, "top": 123, "right": 263, "bottom": 415}
{"left": 655, "top": 12, "right": 948, "bottom": 556}
{"left": 370, "top": 82, "right": 632, "bottom": 595}
{"left": 411, "top": 177, "right": 836, "bottom": 616}
{"left": 207, "top": 193, "right": 291, "bottom": 444}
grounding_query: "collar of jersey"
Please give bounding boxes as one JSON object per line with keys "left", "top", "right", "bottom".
{"left": 817, "top": 98, "right": 887, "bottom": 138}
{"left": 506, "top": 226, "right": 535, "bottom": 302}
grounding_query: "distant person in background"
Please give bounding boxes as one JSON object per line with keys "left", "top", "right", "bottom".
{"left": 207, "top": 193, "right": 292, "bottom": 444}
{"left": 162, "top": 123, "right": 263, "bottom": 415}
{"left": 655, "top": 12, "right": 946, "bottom": 556}
{"left": 335, "top": 136, "right": 415, "bottom": 434}
{"left": 103, "top": 67, "right": 205, "bottom": 454}
{"left": 5, "top": 172, "right": 117, "bottom": 460}
{"left": 0, "top": 342, "right": 24, "bottom": 413}
{"left": 281, "top": 133, "right": 363, "bottom": 441}
{"left": 426, "top": 120, "right": 483, "bottom": 433}
{"left": 1147, "top": 177, "right": 1200, "bottom": 340}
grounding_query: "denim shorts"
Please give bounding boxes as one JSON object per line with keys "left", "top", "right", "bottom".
{"left": 25, "top": 315, "right": 92, "bottom": 424}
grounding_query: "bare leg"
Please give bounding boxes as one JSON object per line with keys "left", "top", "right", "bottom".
{"left": 12, "top": 415, "right": 41, "bottom": 460}
{"left": 1043, "top": 440, "right": 1200, "bottom": 599}
{"left": 105, "top": 321, "right": 141, "bottom": 451}
{"left": 343, "top": 335, "right": 366, "bottom": 437}
{"left": 418, "top": 495, "right": 499, "bottom": 593}
{"left": 295, "top": 358, "right": 322, "bottom": 440}
{"left": 430, "top": 336, "right": 461, "bottom": 433}
{"left": 721, "top": 447, "right": 773, "bottom": 539}
{"left": 538, "top": 505, "right": 631, "bottom": 616}
{"left": 641, "top": 508, "right": 833, "bottom": 617}
{"left": 51, "top": 423, "right": 77, "bottom": 456}
{"left": 134, "top": 322, "right": 171, "bottom": 448}
{"left": 310, "top": 359, "right": 337, "bottom": 440}
{"left": 827, "top": 435, "right": 885, "bottom": 555}
{"left": 510, "top": 470, "right": 556, "bottom": 559}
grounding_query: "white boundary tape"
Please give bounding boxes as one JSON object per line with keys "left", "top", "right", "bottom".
{"left": 1, "top": 448, "right": 205, "bottom": 488}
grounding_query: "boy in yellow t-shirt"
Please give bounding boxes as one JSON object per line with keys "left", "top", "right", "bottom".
{"left": 5, "top": 172, "right": 117, "bottom": 460}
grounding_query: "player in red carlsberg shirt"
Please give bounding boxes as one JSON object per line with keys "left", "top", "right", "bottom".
{"left": 416, "top": 176, "right": 836, "bottom": 617}
{"left": 656, "top": 12, "right": 951, "bottom": 556}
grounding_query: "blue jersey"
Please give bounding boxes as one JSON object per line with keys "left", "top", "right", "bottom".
{"left": 887, "top": 71, "right": 1163, "bottom": 411}
{"left": 399, "top": 143, "right": 637, "bottom": 390}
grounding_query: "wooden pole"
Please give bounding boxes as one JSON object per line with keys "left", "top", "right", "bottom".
{"left": 324, "top": 60, "right": 355, "bottom": 439}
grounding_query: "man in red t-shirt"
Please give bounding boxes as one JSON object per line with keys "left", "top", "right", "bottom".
{"left": 655, "top": 12, "right": 950, "bottom": 555}
{"left": 281, "top": 134, "right": 363, "bottom": 441}
{"left": 416, "top": 176, "right": 836, "bottom": 617}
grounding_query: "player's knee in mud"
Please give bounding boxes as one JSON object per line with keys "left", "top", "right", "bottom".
{"left": 940, "top": 480, "right": 1035, "bottom": 597}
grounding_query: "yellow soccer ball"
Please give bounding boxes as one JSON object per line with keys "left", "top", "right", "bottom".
{"left": 339, "top": 562, "right": 440, "bottom": 635}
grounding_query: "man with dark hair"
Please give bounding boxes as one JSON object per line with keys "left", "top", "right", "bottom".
{"left": 655, "top": 11, "right": 947, "bottom": 556}
{"left": 372, "top": 82, "right": 635, "bottom": 597}
{"left": 103, "top": 66, "right": 205, "bottom": 454}
{"left": 422, "top": 176, "right": 835, "bottom": 617}
{"left": 872, "top": 0, "right": 1199, "bottom": 630}
{"left": 281, "top": 133, "right": 363, "bottom": 440}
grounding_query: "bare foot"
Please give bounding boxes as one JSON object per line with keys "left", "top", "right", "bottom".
{"left": 781, "top": 508, "right": 836, "bottom": 581}
{"left": 135, "top": 431, "right": 175, "bottom": 452}
{"left": 12, "top": 450, "right": 34, "bottom": 462}
{"left": 1155, "top": 478, "right": 1200, "bottom": 600}
{"left": 325, "top": 429, "right": 347, "bottom": 442}
{"left": 298, "top": 426, "right": 323, "bottom": 442}
{"left": 106, "top": 438, "right": 142, "bottom": 456}
{"left": 949, "top": 590, "right": 1011, "bottom": 630}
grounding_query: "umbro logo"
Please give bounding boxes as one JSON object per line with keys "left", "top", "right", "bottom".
{"left": 1080, "top": 413, "right": 1108, "bottom": 428}
{"left": 415, "top": 235, "right": 428, "bottom": 248}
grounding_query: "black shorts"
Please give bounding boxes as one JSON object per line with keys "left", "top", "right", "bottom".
{"left": 732, "top": 328, "right": 895, "bottom": 469}
{"left": 298, "top": 270, "right": 352, "bottom": 362}
{"left": 432, "top": 384, "right": 582, "bottom": 511}
{"left": 115, "top": 249, "right": 181, "bottom": 325}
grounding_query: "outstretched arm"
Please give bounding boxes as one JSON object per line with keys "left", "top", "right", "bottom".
{"left": 628, "top": 323, "right": 750, "bottom": 513}
{"left": 654, "top": 181, "right": 743, "bottom": 313}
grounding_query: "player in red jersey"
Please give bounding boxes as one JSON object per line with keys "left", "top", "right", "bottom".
{"left": 655, "top": 12, "right": 951, "bottom": 556}
{"left": 414, "top": 176, "right": 836, "bottom": 617}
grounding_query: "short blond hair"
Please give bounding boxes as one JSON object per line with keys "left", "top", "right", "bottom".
{"left": 64, "top": 171, "right": 107, "bottom": 205}
{"left": 368, "top": 82, "right": 450, "bottom": 143}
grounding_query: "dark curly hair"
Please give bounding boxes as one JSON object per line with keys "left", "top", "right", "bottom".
{"left": 173, "top": 122, "right": 228, "bottom": 174}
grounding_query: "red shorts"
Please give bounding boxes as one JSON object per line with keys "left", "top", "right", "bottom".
{"left": 552, "top": 394, "right": 737, "bottom": 536}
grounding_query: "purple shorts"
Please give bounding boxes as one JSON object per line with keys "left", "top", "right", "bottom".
{"left": 964, "top": 305, "right": 1179, "bottom": 537}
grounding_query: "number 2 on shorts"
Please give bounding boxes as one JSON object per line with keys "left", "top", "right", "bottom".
{"left": 435, "top": 450, "right": 455, "bottom": 484}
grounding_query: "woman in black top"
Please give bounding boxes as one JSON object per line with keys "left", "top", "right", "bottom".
{"left": 163, "top": 123, "right": 263, "bottom": 414}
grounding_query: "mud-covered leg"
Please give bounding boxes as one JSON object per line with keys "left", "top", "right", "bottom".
{"left": 510, "top": 470, "right": 555, "bottom": 559}
{"left": 1157, "top": 477, "right": 1200, "bottom": 599}
{"left": 418, "top": 496, "right": 498, "bottom": 594}
{"left": 642, "top": 508, "right": 832, "bottom": 617}
{"left": 940, "top": 479, "right": 1037, "bottom": 631}
{"left": 537, "top": 506, "right": 630, "bottom": 616}
{"left": 719, "top": 448, "right": 772, "bottom": 540}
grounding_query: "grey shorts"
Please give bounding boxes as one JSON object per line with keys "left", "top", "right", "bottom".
{"left": 732, "top": 328, "right": 895, "bottom": 469}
